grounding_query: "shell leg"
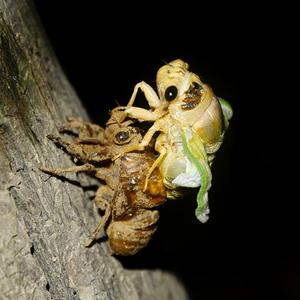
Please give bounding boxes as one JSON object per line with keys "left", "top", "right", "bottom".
{"left": 47, "top": 134, "right": 86, "bottom": 160}
{"left": 84, "top": 185, "right": 114, "bottom": 247}
{"left": 85, "top": 202, "right": 112, "bottom": 247}
{"left": 60, "top": 117, "right": 105, "bottom": 139}
{"left": 94, "top": 185, "right": 114, "bottom": 210}
{"left": 40, "top": 163, "right": 97, "bottom": 176}
{"left": 47, "top": 134, "right": 111, "bottom": 163}
{"left": 59, "top": 117, "right": 86, "bottom": 132}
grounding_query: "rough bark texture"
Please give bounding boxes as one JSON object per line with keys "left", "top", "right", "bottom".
{"left": 0, "top": 1, "right": 188, "bottom": 299}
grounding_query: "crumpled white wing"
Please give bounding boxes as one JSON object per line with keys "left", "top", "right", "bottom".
{"left": 172, "top": 158, "right": 201, "bottom": 188}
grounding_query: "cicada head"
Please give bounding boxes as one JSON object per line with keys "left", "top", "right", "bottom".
{"left": 104, "top": 110, "right": 143, "bottom": 154}
{"left": 156, "top": 59, "right": 191, "bottom": 102}
{"left": 157, "top": 60, "right": 225, "bottom": 146}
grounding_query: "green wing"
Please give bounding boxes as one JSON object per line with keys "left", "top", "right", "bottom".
{"left": 218, "top": 97, "right": 233, "bottom": 129}
{"left": 182, "top": 130, "right": 212, "bottom": 223}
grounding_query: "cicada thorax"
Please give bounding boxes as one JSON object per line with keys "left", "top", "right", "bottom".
{"left": 106, "top": 152, "right": 166, "bottom": 256}
{"left": 168, "top": 77, "right": 225, "bottom": 149}
{"left": 155, "top": 77, "right": 226, "bottom": 197}
{"left": 156, "top": 59, "right": 226, "bottom": 153}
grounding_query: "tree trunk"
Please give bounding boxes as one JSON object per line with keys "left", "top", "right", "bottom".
{"left": 0, "top": 1, "right": 187, "bottom": 299}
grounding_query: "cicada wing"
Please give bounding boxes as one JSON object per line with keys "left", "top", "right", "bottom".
{"left": 182, "top": 130, "right": 212, "bottom": 223}
{"left": 218, "top": 97, "right": 233, "bottom": 129}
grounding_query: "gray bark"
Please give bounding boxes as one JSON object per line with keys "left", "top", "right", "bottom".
{"left": 0, "top": 1, "right": 188, "bottom": 299}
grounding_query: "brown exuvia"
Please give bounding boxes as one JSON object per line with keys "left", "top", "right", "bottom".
{"left": 41, "top": 109, "right": 166, "bottom": 255}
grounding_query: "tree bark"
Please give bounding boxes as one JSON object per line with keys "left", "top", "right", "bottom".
{"left": 0, "top": 1, "right": 188, "bottom": 299}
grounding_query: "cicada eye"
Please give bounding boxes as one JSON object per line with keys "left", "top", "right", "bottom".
{"left": 115, "top": 130, "right": 130, "bottom": 144}
{"left": 164, "top": 85, "right": 178, "bottom": 101}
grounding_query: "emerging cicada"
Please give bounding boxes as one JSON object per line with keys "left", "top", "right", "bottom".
{"left": 114, "top": 59, "right": 233, "bottom": 222}
{"left": 41, "top": 109, "right": 166, "bottom": 255}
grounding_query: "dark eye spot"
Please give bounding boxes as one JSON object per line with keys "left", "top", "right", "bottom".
{"left": 192, "top": 82, "right": 203, "bottom": 90}
{"left": 115, "top": 131, "right": 129, "bottom": 143}
{"left": 165, "top": 85, "right": 178, "bottom": 101}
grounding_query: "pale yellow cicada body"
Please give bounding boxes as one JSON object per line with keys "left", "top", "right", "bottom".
{"left": 157, "top": 59, "right": 227, "bottom": 155}
{"left": 115, "top": 59, "right": 233, "bottom": 222}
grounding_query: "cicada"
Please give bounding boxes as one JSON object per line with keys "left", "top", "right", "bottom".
{"left": 114, "top": 59, "right": 233, "bottom": 222}
{"left": 41, "top": 109, "right": 166, "bottom": 255}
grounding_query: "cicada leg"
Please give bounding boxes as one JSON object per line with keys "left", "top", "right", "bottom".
{"left": 85, "top": 185, "right": 114, "bottom": 247}
{"left": 143, "top": 147, "right": 166, "bottom": 192}
{"left": 127, "top": 81, "right": 160, "bottom": 108}
{"left": 60, "top": 117, "right": 105, "bottom": 140}
{"left": 84, "top": 203, "right": 112, "bottom": 247}
{"left": 94, "top": 185, "right": 114, "bottom": 210}
{"left": 47, "top": 134, "right": 111, "bottom": 163}
{"left": 40, "top": 163, "right": 97, "bottom": 176}
{"left": 112, "top": 143, "right": 144, "bottom": 161}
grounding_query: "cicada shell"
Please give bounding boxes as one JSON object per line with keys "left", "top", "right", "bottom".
{"left": 107, "top": 152, "right": 166, "bottom": 255}
{"left": 41, "top": 109, "right": 167, "bottom": 255}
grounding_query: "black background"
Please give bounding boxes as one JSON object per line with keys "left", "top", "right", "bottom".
{"left": 33, "top": 2, "right": 296, "bottom": 299}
